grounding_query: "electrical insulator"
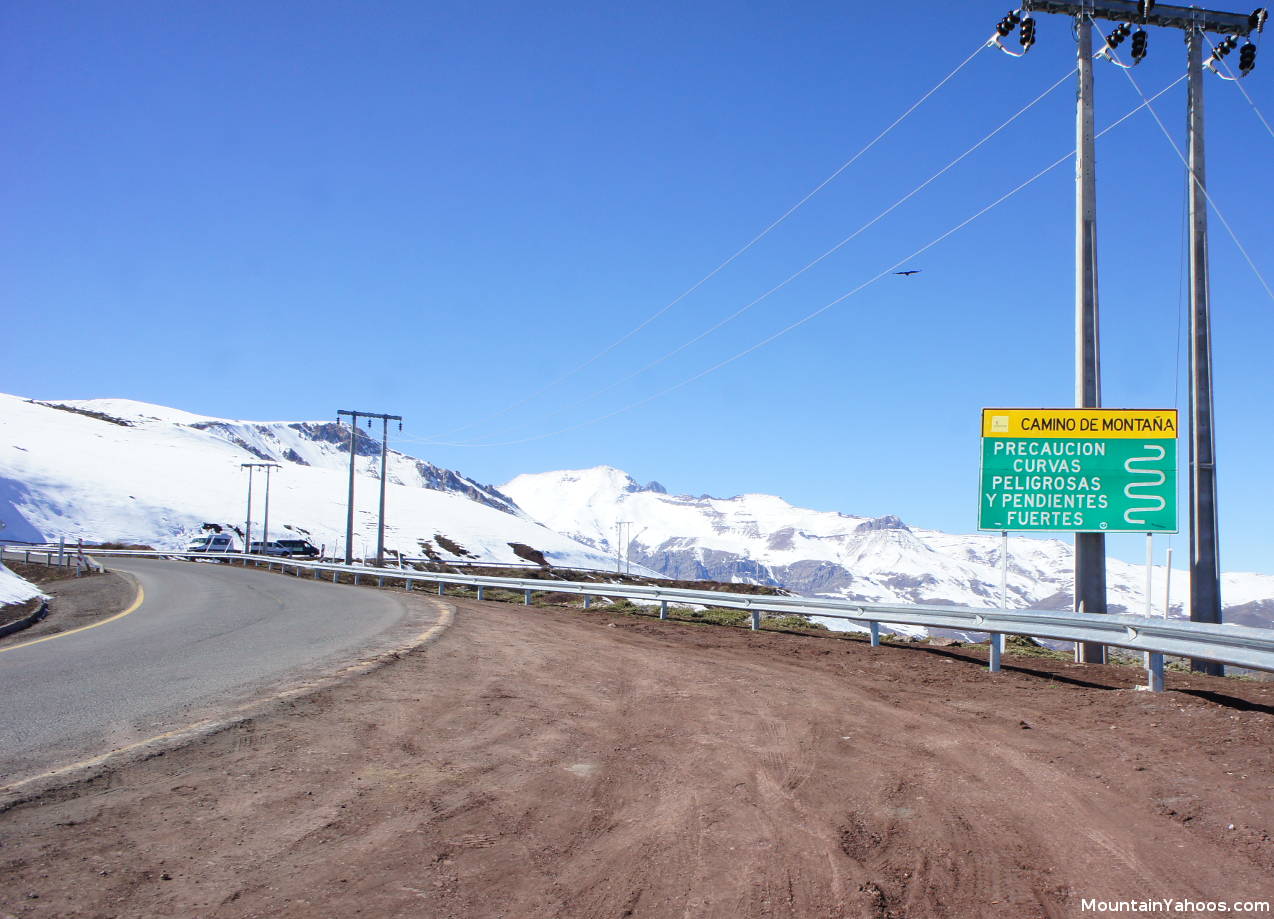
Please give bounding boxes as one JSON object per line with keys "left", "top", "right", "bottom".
{"left": 1239, "top": 40, "right": 1257, "bottom": 72}
{"left": 1131, "top": 28, "right": 1148, "bottom": 59}
{"left": 1107, "top": 23, "right": 1131, "bottom": 47}
{"left": 996, "top": 14, "right": 1016, "bottom": 36}
{"left": 1019, "top": 16, "right": 1036, "bottom": 47}
{"left": 1250, "top": 8, "right": 1268, "bottom": 33}
{"left": 1137, "top": 0, "right": 1156, "bottom": 20}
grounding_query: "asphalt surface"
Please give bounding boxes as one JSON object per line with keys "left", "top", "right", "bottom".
{"left": 0, "top": 557, "right": 414, "bottom": 784}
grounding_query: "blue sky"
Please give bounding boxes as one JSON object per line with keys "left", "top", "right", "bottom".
{"left": 3, "top": 1, "right": 1272, "bottom": 573}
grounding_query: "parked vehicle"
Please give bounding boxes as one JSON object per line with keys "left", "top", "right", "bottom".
{"left": 249, "top": 541, "right": 291, "bottom": 557}
{"left": 186, "top": 534, "right": 237, "bottom": 553}
{"left": 272, "top": 538, "right": 320, "bottom": 558}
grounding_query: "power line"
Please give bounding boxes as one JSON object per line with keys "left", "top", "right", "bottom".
{"left": 420, "top": 39, "right": 991, "bottom": 441}
{"left": 1107, "top": 43, "right": 1274, "bottom": 302}
{"left": 416, "top": 76, "right": 1185, "bottom": 450}
{"left": 477, "top": 65, "right": 1079, "bottom": 433}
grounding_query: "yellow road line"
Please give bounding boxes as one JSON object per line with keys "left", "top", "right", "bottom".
{"left": 0, "top": 581, "right": 145, "bottom": 655}
{"left": 0, "top": 599, "right": 455, "bottom": 798}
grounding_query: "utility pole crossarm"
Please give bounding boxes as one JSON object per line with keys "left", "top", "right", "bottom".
{"left": 1022, "top": 1, "right": 1255, "bottom": 34}
{"left": 337, "top": 411, "right": 403, "bottom": 422}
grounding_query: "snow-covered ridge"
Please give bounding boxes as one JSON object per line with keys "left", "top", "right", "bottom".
{"left": 0, "top": 394, "right": 640, "bottom": 570}
{"left": 55, "top": 397, "right": 231, "bottom": 426}
{"left": 0, "top": 564, "right": 43, "bottom": 607}
{"left": 502, "top": 466, "right": 1274, "bottom": 628}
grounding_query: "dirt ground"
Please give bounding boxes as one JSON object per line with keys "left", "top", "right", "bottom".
{"left": 0, "top": 563, "right": 134, "bottom": 646}
{"left": 1, "top": 593, "right": 1272, "bottom": 919}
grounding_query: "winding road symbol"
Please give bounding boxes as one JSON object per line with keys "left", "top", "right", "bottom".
{"left": 1123, "top": 444, "right": 1167, "bottom": 525}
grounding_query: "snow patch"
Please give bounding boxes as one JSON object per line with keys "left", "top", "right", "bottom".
{"left": 0, "top": 563, "right": 43, "bottom": 606}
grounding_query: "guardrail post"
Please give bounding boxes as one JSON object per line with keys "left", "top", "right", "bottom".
{"left": 24, "top": 549, "right": 30, "bottom": 564}
{"left": 869, "top": 622, "right": 880, "bottom": 647}
{"left": 989, "top": 633, "right": 1003, "bottom": 673}
{"left": 312, "top": 567, "right": 318, "bottom": 579}
{"left": 378, "top": 575, "right": 384, "bottom": 587}
{"left": 524, "top": 589, "right": 532, "bottom": 606}
{"left": 659, "top": 600, "right": 668, "bottom": 620}
{"left": 406, "top": 578, "right": 413, "bottom": 591}
{"left": 58, "top": 537, "right": 65, "bottom": 567}
{"left": 1146, "top": 653, "right": 1165, "bottom": 692}
{"left": 332, "top": 569, "right": 338, "bottom": 583}
{"left": 584, "top": 594, "right": 591, "bottom": 609}
{"left": 354, "top": 573, "right": 360, "bottom": 585}
{"left": 750, "top": 610, "right": 760, "bottom": 631}
{"left": 477, "top": 586, "right": 485, "bottom": 601}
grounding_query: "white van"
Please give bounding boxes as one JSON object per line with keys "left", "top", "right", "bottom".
{"left": 186, "top": 533, "right": 236, "bottom": 553}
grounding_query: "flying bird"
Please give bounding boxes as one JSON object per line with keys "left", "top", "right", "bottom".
{"left": 894, "top": 269, "right": 922, "bottom": 277}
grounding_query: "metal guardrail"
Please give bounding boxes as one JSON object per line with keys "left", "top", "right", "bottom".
{"left": 13, "top": 548, "right": 1274, "bottom": 691}
{"left": 1, "top": 543, "right": 102, "bottom": 576}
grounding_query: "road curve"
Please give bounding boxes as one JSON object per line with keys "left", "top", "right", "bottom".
{"left": 0, "top": 557, "right": 416, "bottom": 783}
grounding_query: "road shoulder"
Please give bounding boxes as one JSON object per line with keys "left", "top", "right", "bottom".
{"left": 0, "top": 564, "right": 135, "bottom": 647}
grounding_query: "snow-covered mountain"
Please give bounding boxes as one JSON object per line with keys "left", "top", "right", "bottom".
{"left": 8, "top": 393, "right": 1271, "bottom": 632}
{"left": 0, "top": 394, "right": 643, "bottom": 571}
{"left": 502, "top": 466, "right": 1274, "bottom": 628}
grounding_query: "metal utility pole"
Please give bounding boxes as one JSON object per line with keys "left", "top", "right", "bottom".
{"left": 376, "top": 415, "right": 392, "bottom": 566}
{"left": 340, "top": 413, "right": 358, "bottom": 565}
{"left": 337, "top": 409, "right": 403, "bottom": 566}
{"left": 1073, "top": 12, "right": 1107, "bottom": 664}
{"left": 615, "top": 521, "right": 629, "bottom": 575}
{"left": 241, "top": 462, "right": 280, "bottom": 553}
{"left": 261, "top": 463, "right": 280, "bottom": 547}
{"left": 1186, "top": 26, "right": 1224, "bottom": 674}
{"left": 243, "top": 464, "right": 255, "bottom": 552}
{"left": 1014, "top": 0, "right": 1257, "bottom": 670}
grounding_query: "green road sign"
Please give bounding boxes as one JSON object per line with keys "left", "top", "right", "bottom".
{"left": 979, "top": 408, "right": 1178, "bottom": 534}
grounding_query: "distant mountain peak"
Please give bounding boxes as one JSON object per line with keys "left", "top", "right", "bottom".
{"left": 854, "top": 515, "right": 910, "bottom": 534}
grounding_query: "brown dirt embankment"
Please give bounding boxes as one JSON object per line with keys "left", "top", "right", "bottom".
{"left": 1, "top": 595, "right": 1271, "bottom": 918}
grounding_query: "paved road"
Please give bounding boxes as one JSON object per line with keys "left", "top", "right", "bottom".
{"left": 0, "top": 557, "right": 415, "bottom": 783}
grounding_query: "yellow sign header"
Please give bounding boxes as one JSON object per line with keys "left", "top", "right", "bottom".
{"left": 982, "top": 408, "right": 1178, "bottom": 439}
